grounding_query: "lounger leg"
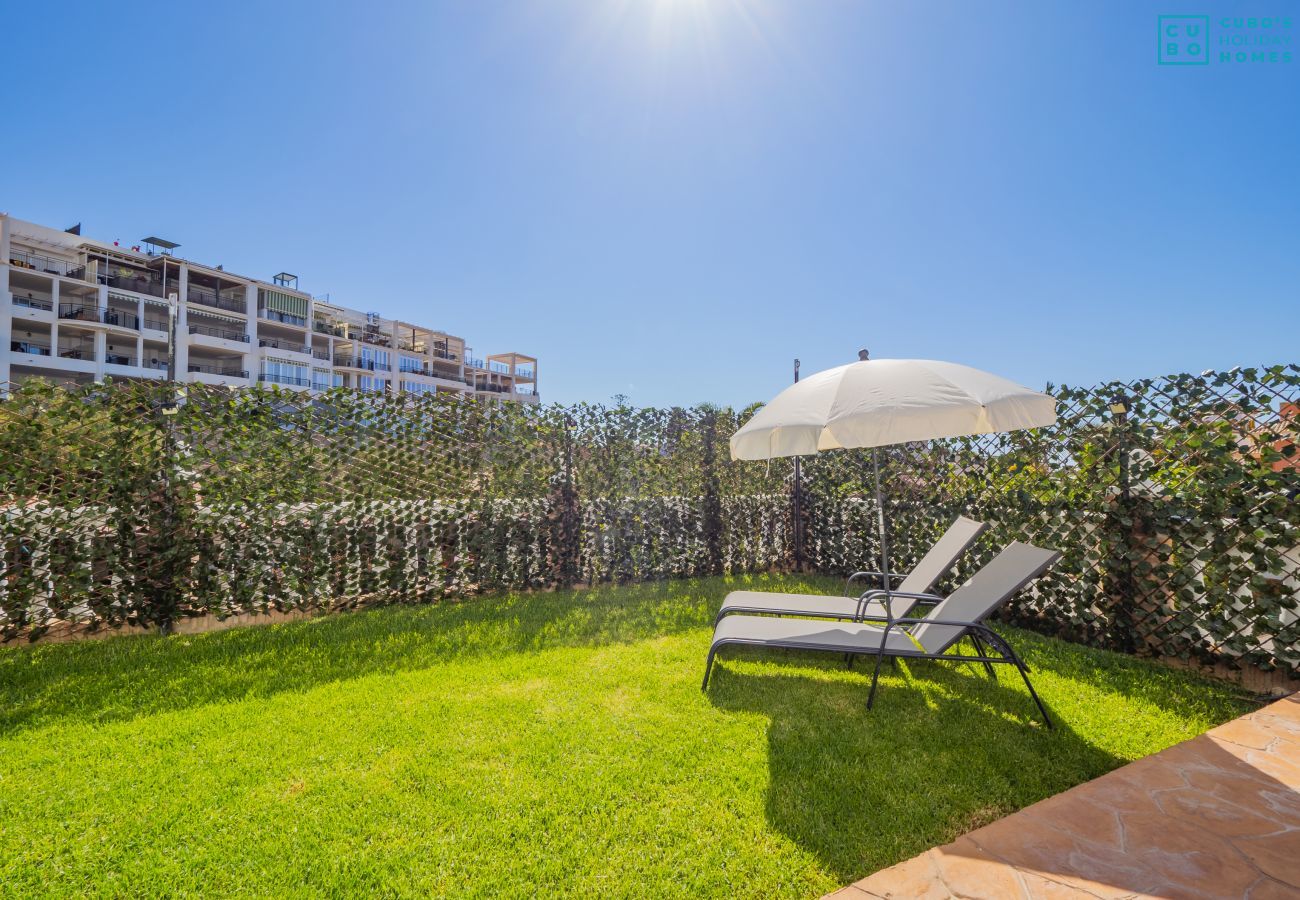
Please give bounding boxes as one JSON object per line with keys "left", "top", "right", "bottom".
{"left": 845, "top": 653, "right": 854, "bottom": 670}
{"left": 1014, "top": 664, "right": 1053, "bottom": 729}
{"left": 866, "top": 651, "right": 886, "bottom": 710}
{"left": 969, "top": 635, "right": 997, "bottom": 679}
{"left": 702, "top": 648, "right": 717, "bottom": 691}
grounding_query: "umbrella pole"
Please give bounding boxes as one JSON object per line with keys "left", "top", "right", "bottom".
{"left": 872, "top": 448, "right": 891, "bottom": 590}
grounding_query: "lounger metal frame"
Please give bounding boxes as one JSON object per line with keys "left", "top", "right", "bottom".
{"left": 701, "top": 618, "right": 1053, "bottom": 728}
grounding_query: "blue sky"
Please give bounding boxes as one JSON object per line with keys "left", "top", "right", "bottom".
{"left": 4, "top": 1, "right": 1296, "bottom": 407}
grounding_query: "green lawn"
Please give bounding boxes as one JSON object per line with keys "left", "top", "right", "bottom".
{"left": 0, "top": 575, "right": 1251, "bottom": 898}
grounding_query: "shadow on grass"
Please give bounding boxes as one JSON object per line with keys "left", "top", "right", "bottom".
{"left": 705, "top": 646, "right": 1128, "bottom": 883}
{"left": 0, "top": 573, "right": 824, "bottom": 735}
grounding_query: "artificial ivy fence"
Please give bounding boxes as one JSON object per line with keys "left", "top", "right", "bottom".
{"left": 0, "top": 365, "right": 1296, "bottom": 680}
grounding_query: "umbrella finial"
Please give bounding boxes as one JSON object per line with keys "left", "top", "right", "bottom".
{"left": 858, "top": 348, "right": 870, "bottom": 361}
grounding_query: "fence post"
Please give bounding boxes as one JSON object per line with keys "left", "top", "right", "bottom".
{"left": 1108, "top": 394, "right": 1138, "bottom": 654}
{"left": 700, "top": 409, "right": 724, "bottom": 574}
{"left": 548, "top": 415, "right": 582, "bottom": 588}
{"left": 791, "top": 358, "right": 804, "bottom": 571}
{"left": 118, "top": 382, "right": 193, "bottom": 636}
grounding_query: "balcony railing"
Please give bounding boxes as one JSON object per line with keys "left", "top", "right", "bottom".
{"left": 8, "top": 249, "right": 86, "bottom": 280}
{"left": 343, "top": 329, "right": 390, "bottom": 348}
{"left": 312, "top": 349, "right": 331, "bottom": 361}
{"left": 333, "top": 356, "right": 378, "bottom": 370}
{"left": 258, "top": 373, "right": 311, "bottom": 386}
{"left": 259, "top": 337, "right": 310, "bottom": 353}
{"left": 314, "top": 320, "right": 346, "bottom": 336}
{"left": 59, "top": 346, "right": 94, "bottom": 360}
{"left": 100, "top": 271, "right": 166, "bottom": 298}
{"left": 11, "top": 341, "right": 51, "bottom": 356}
{"left": 144, "top": 360, "right": 169, "bottom": 372}
{"left": 259, "top": 309, "right": 307, "bottom": 328}
{"left": 476, "top": 384, "right": 539, "bottom": 398}
{"left": 105, "top": 353, "right": 137, "bottom": 367}
{"left": 59, "top": 303, "right": 140, "bottom": 330}
{"left": 143, "top": 316, "right": 170, "bottom": 331}
{"left": 187, "top": 288, "right": 246, "bottom": 314}
{"left": 12, "top": 295, "right": 54, "bottom": 311}
{"left": 190, "top": 363, "right": 249, "bottom": 378}
{"left": 432, "top": 348, "right": 459, "bottom": 361}
{"left": 190, "top": 323, "right": 250, "bottom": 342}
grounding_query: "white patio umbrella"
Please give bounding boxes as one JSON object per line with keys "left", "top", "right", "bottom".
{"left": 730, "top": 354, "right": 1057, "bottom": 581}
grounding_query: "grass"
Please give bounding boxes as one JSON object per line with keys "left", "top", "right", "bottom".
{"left": 0, "top": 575, "right": 1252, "bottom": 898}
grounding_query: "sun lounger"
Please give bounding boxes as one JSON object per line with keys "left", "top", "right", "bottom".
{"left": 702, "top": 541, "right": 1062, "bottom": 726}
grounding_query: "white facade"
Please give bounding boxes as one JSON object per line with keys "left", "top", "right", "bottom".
{"left": 0, "top": 214, "right": 539, "bottom": 402}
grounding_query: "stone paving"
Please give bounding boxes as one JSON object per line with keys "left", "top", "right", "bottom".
{"left": 830, "top": 693, "right": 1300, "bottom": 899}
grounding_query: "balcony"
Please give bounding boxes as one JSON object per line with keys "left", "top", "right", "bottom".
{"left": 10, "top": 341, "right": 51, "bottom": 357}
{"left": 475, "top": 384, "right": 539, "bottom": 401}
{"left": 100, "top": 270, "right": 166, "bottom": 298}
{"left": 312, "top": 349, "right": 332, "bottom": 361}
{"left": 314, "top": 320, "right": 346, "bottom": 336}
{"left": 105, "top": 353, "right": 138, "bottom": 367}
{"left": 190, "top": 323, "right": 250, "bottom": 342}
{"left": 259, "top": 309, "right": 307, "bottom": 328}
{"left": 12, "top": 295, "right": 54, "bottom": 312}
{"left": 8, "top": 249, "right": 86, "bottom": 280}
{"left": 258, "top": 373, "right": 311, "bottom": 386}
{"left": 143, "top": 315, "right": 170, "bottom": 332}
{"left": 59, "top": 303, "right": 140, "bottom": 330}
{"left": 341, "top": 328, "right": 390, "bottom": 348}
{"left": 187, "top": 288, "right": 246, "bottom": 314}
{"left": 334, "top": 355, "right": 378, "bottom": 370}
{"left": 190, "top": 363, "right": 249, "bottom": 378}
{"left": 259, "top": 337, "right": 310, "bottom": 354}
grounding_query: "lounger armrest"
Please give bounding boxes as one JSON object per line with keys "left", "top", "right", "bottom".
{"left": 887, "top": 616, "right": 993, "bottom": 633}
{"left": 854, "top": 589, "right": 944, "bottom": 604}
{"left": 844, "top": 570, "right": 904, "bottom": 593}
{"left": 882, "top": 620, "right": 1022, "bottom": 663}
{"left": 854, "top": 590, "right": 946, "bottom": 623}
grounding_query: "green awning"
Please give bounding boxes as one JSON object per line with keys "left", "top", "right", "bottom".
{"left": 260, "top": 289, "right": 308, "bottom": 319}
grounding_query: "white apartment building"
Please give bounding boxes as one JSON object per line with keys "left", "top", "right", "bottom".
{"left": 0, "top": 214, "right": 538, "bottom": 402}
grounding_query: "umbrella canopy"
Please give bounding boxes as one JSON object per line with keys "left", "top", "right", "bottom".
{"left": 731, "top": 358, "right": 1056, "bottom": 461}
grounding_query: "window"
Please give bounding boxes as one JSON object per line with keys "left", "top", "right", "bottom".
{"left": 361, "top": 347, "right": 390, "bottom": 370}
{"left": 400, "top": 355, "right": 423, "bottom": 373}
{"left": 359, "top": 375, "right": 388, "bottom": 392}
{"left": 262, "top": 358, "right": 309, "bottom": 386}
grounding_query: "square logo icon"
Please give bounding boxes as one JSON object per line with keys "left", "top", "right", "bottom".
{"left": 1159, "top": 15, "right": 1210, "bottom": 65}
